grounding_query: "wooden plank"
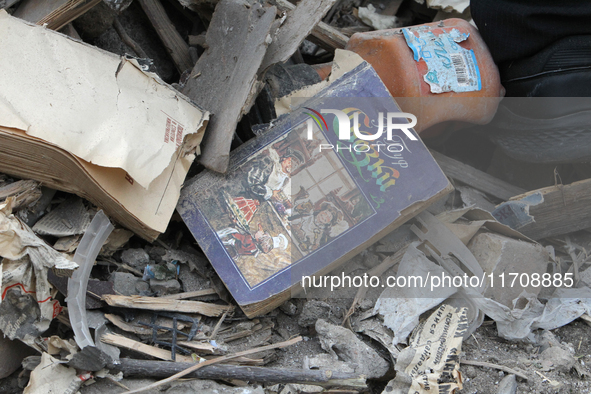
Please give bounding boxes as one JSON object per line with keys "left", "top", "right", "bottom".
{"left": 0, "top": 179, "right": 39, "bottom": 199}
{"left": 104, "top": 314, "right": 155, "bottom": 336}
{"left": 259, "top": 0, "right": 336, "bottom": 72}
{"left": 102, "top": 294, "right": 233, "bottom": 316}
{"left": 179, "top": 0, "right": 348, "bottom": 51}
{"left": 13, "top": 0, "right": 101, "bottom": 31}
{"left": 101, "top": 333, "right": 195, "bottom": 363}
{"left": 113, "top": 18, "right": 147, "bottom": 59}
{"left": 430, "top": 149, "right": 526, "bottom": 201}
{"left": 182, "top": 0, "right": 276, "bottom": 173}
{"left": 274, "top": 0, "right": 348, "bottom": 51}
{"left": 160, "top": 288, "right": 217, "bottom": 300}
{"left": 493, "top": 178, "right": 591, "bottom": 240}
{"left": 138, "top": 0, "right": 193, "bottom": 74}
{"left": 177, "top": 341, "right": 219, "bottom": 354}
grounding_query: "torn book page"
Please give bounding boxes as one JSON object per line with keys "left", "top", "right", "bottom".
{"left": 0, "top": 10, "right": 208, "bottom": 189}
{"left": 0, "top": 200, "right": 77, "bottom": 345}
{"left": 24, "top": 352, "right": 88, "bottom": 394}
{"left": 384, "top": 304, "right": 467, "bottom": 393}
{"left": 32, "top": 197, "right": 90, "bottom": 237}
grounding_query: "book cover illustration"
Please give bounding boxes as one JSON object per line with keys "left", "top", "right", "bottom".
{"left": 178, "top": 62, "right": 451, "bottom": 308}
{"left": 193, "top": 119, "right": 374, "bottom": 288}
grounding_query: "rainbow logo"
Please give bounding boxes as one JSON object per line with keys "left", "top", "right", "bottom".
{"left": 304, "top": 107, "right": 328, "bottom": 132}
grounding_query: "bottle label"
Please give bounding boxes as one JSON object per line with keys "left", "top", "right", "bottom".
{"left": 403, "top": 27, "right": 482, "bottom": 93}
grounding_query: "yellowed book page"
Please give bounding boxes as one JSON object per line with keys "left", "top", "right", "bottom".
{"left": 0, "top": 126, "right": 193, "bottom": 236}
{"left": 0, "top": 10, "right": 208, "bottom": 189}
{"left": 80, "top": 151, "right": 193, "bottom": 233}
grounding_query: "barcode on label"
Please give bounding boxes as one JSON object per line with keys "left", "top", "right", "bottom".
{"left": 451, "top": 53, "right": 468, "bottom": 85}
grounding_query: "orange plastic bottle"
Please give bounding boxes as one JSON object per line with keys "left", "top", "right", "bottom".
{"left": 345, "top": 18, "right": 503, "bottom": 134}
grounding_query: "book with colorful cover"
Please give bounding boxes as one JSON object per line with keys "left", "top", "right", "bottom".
{"left": 177, "top": 61, "right": 452, "bottom": 316}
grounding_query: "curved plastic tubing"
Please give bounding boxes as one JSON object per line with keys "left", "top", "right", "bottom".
{"left": 66, "top": 210, "right": 114, "bottom": 349}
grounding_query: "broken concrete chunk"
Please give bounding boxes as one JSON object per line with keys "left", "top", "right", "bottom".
{"left": 541, "top": 345, "right": 577, "bottom": 374}
{"left": 315, "top": 319, "right": 389, "bottom": 379}
{"left": 536, "top": 331, "right": 577, "bottom": 374}
{"left": 86, "top": 310, "right": 108, "bottom": 330}
{"left": 100, "top": 228, "right": 134, "bottom": 256}
{"left": 496, "top": 374, "right": 517, "bottom": 394}
{"left": 468, "top": 232, "right": 549, "bottom": 307}
{"left": 121, "top": 248, "right": 150, "bottom": 269}
{"left": 178, "top": 264, "right": 210, "bottom": 294}
{"left": 110, "top": 272, "right": 147, "bottom": 296}
{"left": 279, "top": 300, "right": 297, "bottom": 316}
{"left": 15, "top": 187, "right": 56, "bottom": 228}
{"left": 150, "top": 279, "right": 181, "bottom": 295}
{"left": 298, "top": 300, "right": 331, "bottom": 327}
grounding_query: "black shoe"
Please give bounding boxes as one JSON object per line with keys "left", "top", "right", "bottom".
{"left": 487, "top": 35, "right": 591, "bottom": 163}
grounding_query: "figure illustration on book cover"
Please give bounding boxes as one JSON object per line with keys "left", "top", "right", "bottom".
{"left": 200, "top": 120, "right": 374, "bottom": 287}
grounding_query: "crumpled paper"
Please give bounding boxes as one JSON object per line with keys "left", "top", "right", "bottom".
{"left": 0, "top": 198, "right": 78, "bottom": 346}
{"left": 24, "top": 352, "right": 89, "bottom": 394}
{"left": 475, "top": 287, "right": 591, "bottom": 342}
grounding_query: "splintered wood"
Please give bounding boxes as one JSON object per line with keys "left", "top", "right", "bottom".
{"left": 13, "top": 0, "right": 101, "bottom": 31}
{"left": 430, "top": 149, "right": 526, "bottom": 201}
{"left": 102, "top": 333, "right": 195, "bottom": 363}
{"left": 259, "top": 0, "right": 337, "bottom": 72}
{"left": 102, "top": 295, "right": 233, "bottom": 317}
{"left": 274, "top": 0, "right": 349, "bottom": 51}
{"left": 493, "top": 178, "right": 591, "bottom": 240}
{"left": 182, "top": 0, "right": 276, "bottom": 173}
{"left": 0, "top": 179, "right": 41, "bottom": 210}
{"left": 138, "top": 0, "right": 193, "bottom": 73}
{"left": 161, "top": 288, "right": 217, "bottom": 300}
